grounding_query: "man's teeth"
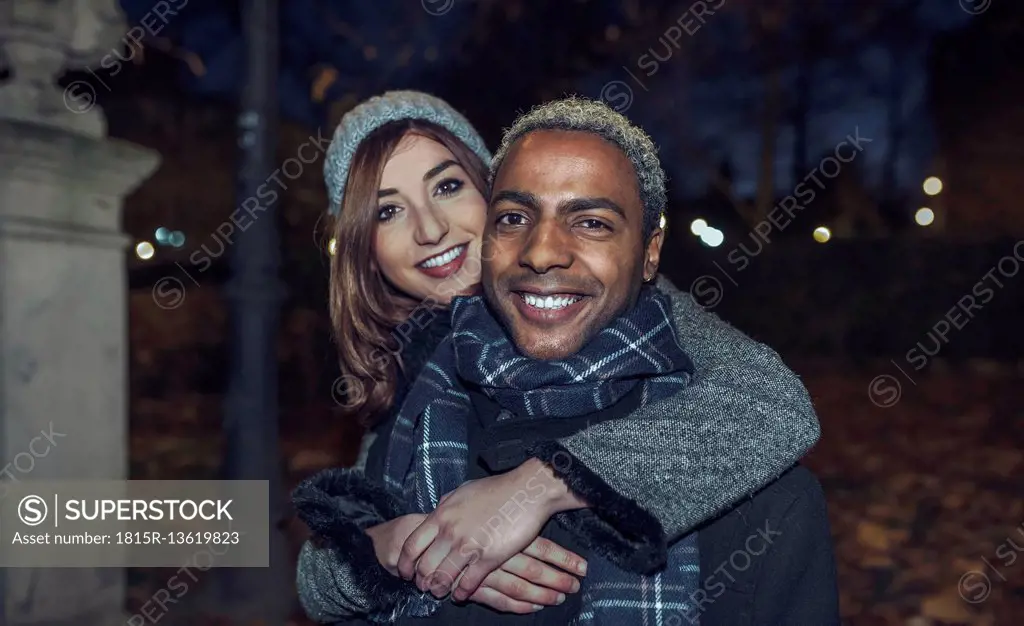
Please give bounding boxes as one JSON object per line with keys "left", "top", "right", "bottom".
{"left": 520, "top": 293, "right": 582, "bottom": 310}
{"left": 420, "top": 246, "right": 464, "bottom": 268}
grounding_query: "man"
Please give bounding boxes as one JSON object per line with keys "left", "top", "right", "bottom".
{"left": 295, "top": 98, "right": 839, "bottom": 625}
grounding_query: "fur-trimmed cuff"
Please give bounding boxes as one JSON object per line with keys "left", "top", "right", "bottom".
{"left": 293, "top": 467, "right": 411, "bottom": 531}
{"left": 528, "top": 441, "right": 667, "bottom": 574}
{"left": 292, "top": 468, "right": 417, "bottom": 610}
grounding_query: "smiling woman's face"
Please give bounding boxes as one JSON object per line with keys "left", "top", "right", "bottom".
{"left": 373, "top": 132, "right": 487, "bottom": 305}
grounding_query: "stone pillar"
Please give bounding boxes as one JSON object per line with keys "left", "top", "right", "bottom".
{"left": 0, "top": 1, "right": 159, "bottom": 623}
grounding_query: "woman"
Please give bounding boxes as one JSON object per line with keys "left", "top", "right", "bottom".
{"left": 323, "top": 91, "right": 491, "bottom": 481}
{"left": 296, "top": 91, "right": 823, "bottom": 623}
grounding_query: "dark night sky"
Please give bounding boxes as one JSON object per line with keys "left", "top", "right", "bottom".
{"left": 111, "top": 0, "right": 979, "bottom": 200}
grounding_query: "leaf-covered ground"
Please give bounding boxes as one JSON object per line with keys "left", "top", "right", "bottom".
{"left": 128, "top": 364, "right": 1024, "bottom": 625}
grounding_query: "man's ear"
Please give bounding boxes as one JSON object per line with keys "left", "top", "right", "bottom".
{"left": 642, "top": 227, "right": 664, "bottom": 282}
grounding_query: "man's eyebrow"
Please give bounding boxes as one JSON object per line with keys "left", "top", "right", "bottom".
{"left": 489, "top": 189, "right": 541, "bottom": 210}
{"left": 378, "top": 160, "right": 459, "bottom": 198}
{"left": 558, "top": 197, "right": 628, "bottom": 220}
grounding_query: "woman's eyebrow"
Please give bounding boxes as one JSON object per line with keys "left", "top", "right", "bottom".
{"left": 423, "top": 159, "right": 458, "bottom": 181}
{"left": 378, "top": 160, "right": 460, "bottom": 198}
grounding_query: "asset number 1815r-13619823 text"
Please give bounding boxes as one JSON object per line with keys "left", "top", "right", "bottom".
{"left": 116, "top": 531, "right": 241, "bottom": 545}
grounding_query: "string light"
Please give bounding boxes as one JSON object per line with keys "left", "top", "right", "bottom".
{"left": 328, "top": 237, "right": 338, "bottom": 257}
{"left": 168, "top": 231, "right": 186, "bottom": 247}
{"left": 156, "top": 227, "right": 185, "bottom": 247}
{"left": 915, "top": 207, "right": 934, "bottom": 226}
{"left": 813, "top": 226, "right": 831, "bottom": 243}
{"left": 923, "top": 176, "right": 942, "bottom": 196}
{"left": 659, "top": 214, "right": 667, "bottom": 230}
{"left": 700, "top": 227, "right": 724, "bottom": 248}
{"left": 135, "top": 241, "right": 155, "bottom": 260}
{"left": 690, "top": 218, "right": 708, "bottom": 236}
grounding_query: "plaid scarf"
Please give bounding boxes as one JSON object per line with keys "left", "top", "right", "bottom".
{"left": 383, "top": 287, "right": 701, "bottom": 624}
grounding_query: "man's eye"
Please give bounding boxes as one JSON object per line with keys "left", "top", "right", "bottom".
{"left": 578, "top": 219, "right": 610, "bottom": 230}
{"left": 496, "top": 213, "right": 527, "bottom": 226}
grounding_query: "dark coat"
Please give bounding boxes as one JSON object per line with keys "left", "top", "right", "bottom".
{"left": 695, "top": 464, "right": 839, "bottom": 626}
{"left": 303, "top": 309, "right": 838, "bottom": 625}
{"left": 365, "top": 370, "right": 839, "bottom": 626}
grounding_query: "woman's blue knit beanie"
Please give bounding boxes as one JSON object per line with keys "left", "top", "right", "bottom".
{"left": 323, "top": 90, "right": 492, "bottom": 215}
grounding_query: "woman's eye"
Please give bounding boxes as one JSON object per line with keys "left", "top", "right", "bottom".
{"left": 377, "top": 205, "right": 402, "bottom": 222}
{"left": 435, "top": 178, "right": 464, "bottom": 197}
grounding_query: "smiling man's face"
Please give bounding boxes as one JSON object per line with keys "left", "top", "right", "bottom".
{"left": 482, "top": 130, "right": 663, "bottom": 360}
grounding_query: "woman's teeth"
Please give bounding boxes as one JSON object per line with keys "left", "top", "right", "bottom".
{"left": 420, "top": 246, "right": 464, "bottom": 268}
{"left": 520, "top": 294, "right": 582, "bottom": 310}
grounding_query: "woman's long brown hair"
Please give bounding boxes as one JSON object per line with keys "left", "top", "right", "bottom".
{"left": 328, "top": 119, "right": 489, "bottom": 427}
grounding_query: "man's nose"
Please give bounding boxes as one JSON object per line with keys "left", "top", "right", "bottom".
{"left": 519, "top": 219, "right": 572, "bottom": 273}
{"left": 412, "top": 202, "right": 450, "bottom": 246}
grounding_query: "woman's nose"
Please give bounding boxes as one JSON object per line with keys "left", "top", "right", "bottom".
{"left": 412, "top": 202, "right": 450, "bottom": 246}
